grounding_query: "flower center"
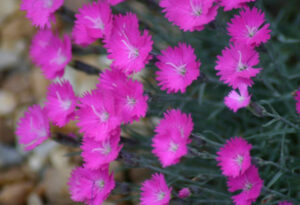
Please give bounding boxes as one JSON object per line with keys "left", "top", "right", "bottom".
{"left": 122, "top": 40, "right": 139, "bottom": 59}
{"left": 96, "top": 179, "right": 105, "bottom": 189}
{"left": 190, "top": 0, "right": 202, "bottom": 16}
{"left": 127, "top": 96, "right": 136, "bottom": 107}
{"left": 91, "top": 106, "right": 109, "bottom": 122}
{"left": 166, "top": 62, "right": 187, "bottom": 75}
{"left": 84, "top": 16, "right": 104, "bottom": 30}
{"left": 169, "top": 141, "right": 179, "bottom": 152}
{"left": 92, "top": 142, "right": 111, "bottom": 155}
{"left": 51, "top": 48, "right": 67, "bottom": 65}
{"left": 235, "top": 154, "right": 244, "bottom": 168}
{"left": 244, "top": 181, "right": 253, "bottom": 191}
{"left": 237, "top": 50, "right": 247, "bottom": 71}
{"left": 246, "top": 26, "right": 258, "bottom": 37}
{"left": 156, "top": 191, "right": 166, "bottom": 201}
{"left": 56, "top": 91, "right": 72, "bottom": 110}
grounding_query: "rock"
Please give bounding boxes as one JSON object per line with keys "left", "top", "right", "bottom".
{"left": 0, "top": 50, "right": 18, "bottom": 71}
{"left": 27, "top": 192, "right": 43, "bottom": 205}
{"left": 0, "top": 182, "right": 33, "bottom": 205}
{"left": 0, "top": 90, "right": 16, "bottom": 116}
{"left": 0, "top": 0, "right": 18, "bottom": 24}
{"left": 0, "top": 144, "right": 22, "bottom": 167}
{"left": 0, "top": 167, "right": 27, "bottom": 186}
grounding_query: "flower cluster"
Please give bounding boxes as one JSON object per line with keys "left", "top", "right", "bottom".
{"left": 215, "top": 6, "right": 271, "bottom": 112}
{"left": 216, "top": 137, "right": 263, "bottom": 205}
{"left": 152, "top": 109, "right": 193, "bottom": 167}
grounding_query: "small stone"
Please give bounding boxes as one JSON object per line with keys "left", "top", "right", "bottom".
{"left": 0, "top": 90, "right": 16, "bottom": 116}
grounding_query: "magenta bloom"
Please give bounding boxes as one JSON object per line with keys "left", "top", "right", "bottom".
{"left": 81, "top": 127, "right": 123, "bottom": 170}
{"left": 45, "top": 80, "right": 77, "bottom": 127}
{"left": 178, "top": 187, "right": 191, "bottom": 199}
{"left": 156, "top": 43, "right": 201, "bottom": 93}
{"left": 30, "top": 30, "right": 72, "bottom": 79}
{"left": 98, "top": 68, "right": 148, "bottom": 123}
{"left": 160, "top": 0, "right": 218, "bottom": 32}
{"left": 228, "top": 7, "right": 271, "bottom": 47}
{"left": 219, "top": 0, "right": 255, "bottom": 11}
{"left": 152, "top": 109, "right": 193, "bottom": 167}
{"left": 30, "top": 29, "right": 53, "bottom": 61}
{"left": 224, "top": 84, "right": 251, "bottom": 112}
{"left": 278, "top": 202, "right": 293, "bottom": 205}
{"left": 227, "top": 165, "right": 263, "bottom": 205}
{"left": 215, "top": 43, "right": 261, "bottom": 89}
{"left": 72, "top": 1, "right": 113, "bottom": 47}
{"left": 77, "top": 89, "right": 122, "bottom": 141}
{"left": 68, "top": 167, "right": 115, "bottom": 205}
{"left": 216, "top": 136, "right": 252, "bottom": 178}
{"left": 105, "top": 13, "right": 153, "bottom": 74}
{"left": 15, "top": 105, "right": 50, "bottom": 151}
{"left": 20, "top": 0, "right": 63, "bottom": 28}
{"left": 294, "top": 88, "right": 300, "bottom": 115}
{"left": 140, "top": 173, "right": 172, "bottom": 205}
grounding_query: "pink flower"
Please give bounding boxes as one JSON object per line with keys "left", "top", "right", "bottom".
{"left": 159, "top": 0, "right": 218, "bottom": 32}
{"left": 278, "top": 202, "right": 293, "bottom": 205}
{"left": 216, "top": 136, "right": 252, "bottom": 178}
{"left": 140, "top": 173, "right": 172, "bottom": 205}
{"left": 30, "top": 30, "right": 72, "bottom": 79}
{"left": 98, "top": 68, "right": 148, "bottom": 123}
{"left": 227, "top": 7, "right": 271, "bottom": 47}
{"left": 72, "top": 1, "right": 113, "bottom": 47}
{"left": 155, "top": 109, "right": 194, "bottom": 142}
{"left": 155, "top": 43, "right": 201, "bottom": 93}
{"left": 77, "top": 89, "right": 122, "bottom": 141}
{"left": 215, "top": 42, "right": 261, "bottom": 89}
{"left": 224, "top": 84, "right": 251, "bottom": 112}
{"left": 227, "top": 165, "right": 263, "bottom": 205}
{"left": 152, "top": 109, "right": 193, "bottom": 167}
{"left": 178, "top": 188, "right": 191, "bottom": 199}
{"left": 30, "top": 29, "right": 53, "bottom": 61}
{"left": 219, "top": 0, "right": 255, "bottom": 11}
{"left": 81, "top": 127, "right": 123, "bottom": 170}
{"left": 68, "top": 166, "right": 115, "bottom": 204}
{"left": 294, "top": 88, "right": 300, "bottom": 116}
{"left": 15, "top": 105, "right": 50, "bottom": 151}
{"left": 105, "top": 13, "right": 153, "bottom": 74}
{"left": 44, "top": 80, "right": 78, "bottom": 127}
{"left": 20, "top": 0, "right": 63, "bottom": 27}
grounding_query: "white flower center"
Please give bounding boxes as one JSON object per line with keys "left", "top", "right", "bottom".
{"left": 56, "top": 91, "right": 72, "bottom": 110}
{"left": 127, "top": 96, "right": 136, "bottom": 107}
{"left": 96, "top": 179, "right": 105, "bottom": 189}
{"left": 246, "top": 26, "right": 258, "bottom": 37}
{"left": 51, "top": 48, "right": 67, "bottom": 65}
{"left": 92, "top": 142, "right": 111, "bottom": 155}
{"left": 169, "top": 141, "right": 179, "bottom": 152}
{"left": 166, "top": 62, "right": 187, "bottom": 75}
{"left": 190, "top": 0, "right": 202, "bottom": 16}
{"left": 237, "top": 50, "right": 247, "bottom": 71}
{"left": 244, "top": 181, "right": 253, "bottom": 191}
{"left": 235, "top": 154, "right": 244, "bottom": 168}
{"left": 156, "top": 191, "right": 166, "bottom": 201}
{"left": 91, "top": 105, "right": 109, "bottom": 122}
{"left": 84, "top": 16, "right": 104, "bottom": 30}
